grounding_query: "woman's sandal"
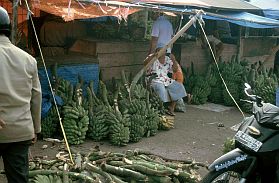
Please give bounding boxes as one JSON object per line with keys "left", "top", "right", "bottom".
{"left": 166, "top": 110, "right": 175, "bottom": 116}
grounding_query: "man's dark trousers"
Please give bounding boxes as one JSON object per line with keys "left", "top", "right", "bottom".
{"left": 0, "top": 141, "right": 31, "bottom": 183}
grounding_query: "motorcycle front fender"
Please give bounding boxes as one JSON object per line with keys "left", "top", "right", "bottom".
{"left": 208, "top": 148, "right": 257, "bottom": 177}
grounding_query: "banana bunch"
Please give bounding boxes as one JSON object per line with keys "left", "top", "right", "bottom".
{"left": 209, "top": 86, "right": 223, "bottom": 104}
{"left": 221, "top": 61, "right": 244, "bottom": 83}
{"left": 191, "top": 80, "right": 211, "bottom": 105}
{"left": 110, "top": 125, "right": 130, "bottom": 146}
{"left": 107, "top": 109, "right": 130, "bottom": 146}
{"left": 41, "top": 107, "right": 59, "bottom": 138}
{"left": 254, "top": 72, "right": 278, "bottom": 104}
{"left": 131, "top": 84, "right": 149, "bottom": 100}
{"left": 118, "top": 98, "right": 131, "bottom": 113}
{"left": 129, "top": 114, "right": 146, "bottom": 142}
{"left": 86, "top": 84, "right": 103, "bottom": 109}
{"left": 255, "top": 84, "right": 276, "bottom": 104}
{"left": 223, "top": 82, "right": 240, "bottom": 106}
{"left": 145, "top": 107, "right": 159, "bottom": 137}
{"left": 206, "top": 64, "right": 218, "bottom": 87}
{"left": 62, "top": 103, "right": 89, "bottom": 145}
{"left": 87, "top": 108, "right": 109, "bottom": 141}
{"left": 145, "top": 91, "right": 159, "bottom": 137}
{"left": 158, "top": 115, "right": 174, "bottom": 130}
{"left": 32, "top": 175, "right": 62, "bottom": 183}
{"left": 127, "top": 99, "right": 147, "bottom": 115}
{"left": 149, "top": 91, "right": 165, "bottom": 115}
{"left": 55, "top": 78, "right": 74, "bottom": 103}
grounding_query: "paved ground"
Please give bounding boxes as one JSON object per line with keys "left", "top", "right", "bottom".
{"left": 0, "top": 104, "right": 245, "bottom": 182}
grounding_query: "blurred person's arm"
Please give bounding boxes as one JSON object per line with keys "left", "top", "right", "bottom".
{"left": 149, "top": 36, "right": 158, "bottom": 54}
{"left": 30, "top": 59, "right": 42, "bottom": 138}
{"left": 149, "top": 20, "right": 159, "bottom": 54}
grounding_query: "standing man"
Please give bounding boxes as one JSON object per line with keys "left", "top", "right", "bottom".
{"left": 0, "top": 6, "right": 42, "bottom": 183}
{"left": 149, "top": 12, "right": 173, "bottom": 55}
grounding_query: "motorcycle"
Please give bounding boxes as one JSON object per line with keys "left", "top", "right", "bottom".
{"left": 201, "top": 83, "right": 279, "bottom": 183}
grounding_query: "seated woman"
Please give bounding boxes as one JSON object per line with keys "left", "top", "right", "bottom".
{"left": 146, "top": 48, "right": 187, "bottom": 116}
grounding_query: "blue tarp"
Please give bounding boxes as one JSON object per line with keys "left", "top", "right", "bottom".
{"left": 203, "top": 11, "right": 279, "bottom": 28}
{"left": 137, "top": 3, "right": 279, "bottom": 28}
{"left": 248, "top": 0, "right": 279, "bottom": 20}
{"left": 39, "top": 64, "right": 99, "bottom": 94}
{"left": 38, "top": 64, "right": 99, "bottom": 118}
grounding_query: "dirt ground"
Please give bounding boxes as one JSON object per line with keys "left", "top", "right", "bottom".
{"left": 0, "top": 104, "right": 244, "bottom": 182}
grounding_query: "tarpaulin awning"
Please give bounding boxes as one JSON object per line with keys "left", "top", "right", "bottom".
{"left": 248, "top": 0, "right": 279, "bottom": 19}
{"left": 29, "top": 0, "right": 279, "bottom": 28}
{"left": 131, "top": 2, "right": 279, "bottom": 28}
{"left": 204, "top": 11, "right": 279, "bottom": 28}
{"left": 117, "top": 0, "right": 260, "bottom": 11}
{"left": 31, "top": 0, "right": 140, "bottom": 21}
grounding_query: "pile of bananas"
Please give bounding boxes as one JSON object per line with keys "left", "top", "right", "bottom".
{"left": 145, "top": 107, "right": 160, "bottom": 136}
{"left": 62, "top": 103, "right": 89, "bottom": 145}
{"left": 108, "top": 110, "right": 130, "bottom": 146}
{"left": 127, "top": 99, "right": 147, "bottom": 115}
{"left": 209, "top": 86, "right": 224, "bottom": 104}
{"left": 190, "top": 75, "right": 211, "bottom": 105}
{"left": 158, "top": 115, "right": 174, "bottom": 130}
{"left": 145, "top": 92, "right": 159, "bottom": 137}
{"left": 206, "top": 65, "right": 218, "bottom": 87}
{"left": 32, "top": 175, "right": 62, "bottom": 183}
{"left": 87, "top": 106, "right": 110, "bottom": 141}
{"left": 131, "top": 84, "right": 149, "bottom": 100}
{"left": 129, "top": 114, "right": 146, "bottom": 142}
{"left": 222, "top": 82, "right": 240, "bottom": 106}
{"left": 254, "top": 74, "right": 277, "bottom": 104}
{"left": 149, "top": 91, "right": 165, "bottom": 115}
{"left": 55, "top": 78, "right": 74, "bottom": 103}
{"left": 41, "top": 107, "right": 59, "bottom": 138}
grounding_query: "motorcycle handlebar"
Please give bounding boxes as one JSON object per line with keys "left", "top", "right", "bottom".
{"left": 244, "top": 83, "right": 263, "bottom": 107}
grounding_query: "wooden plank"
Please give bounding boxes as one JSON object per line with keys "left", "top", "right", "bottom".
{"left": 241, "top": 37, "right": 277, "bottom": 57}
{"left": 37, "top": 53, "right": 99, "bottom": 68}
{"left": 100, "top": 65, "right": 141, "bottom": 81}
{"left": 42, "top": 47, "right": 65, "bottom": 57}
{"left": 96, "top": 41, "right": 149, "bottom": 53}
{"left": 134, "top": 51, "right": 149, "bottom": 64}
{"left": 98, "top": 51, "right": 148, "bottom": 67}
{"left": 98, "top": 52, "right": 135, "bottom": 67}
{"left": 69, "top": 39, "right": 97, "bottom": 56}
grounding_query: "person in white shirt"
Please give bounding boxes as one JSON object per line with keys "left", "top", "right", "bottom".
{"left": 149, "top": 12, "right": 173, "bottom": 55}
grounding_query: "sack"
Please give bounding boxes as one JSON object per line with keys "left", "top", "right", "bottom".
{"left": 175, "top": 98, "right": 186, "bottom": 112}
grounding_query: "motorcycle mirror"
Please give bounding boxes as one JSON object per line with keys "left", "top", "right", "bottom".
{"left": 244, "top": 83, "right": 251, "bottom": 90}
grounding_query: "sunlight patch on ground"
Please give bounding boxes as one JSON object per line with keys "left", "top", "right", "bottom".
{"left": 189, "top": 103, "right": 234, "bottom": 112}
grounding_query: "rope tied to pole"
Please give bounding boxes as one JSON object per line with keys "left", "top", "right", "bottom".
{"left": 197, "top": 18, "right": 245, "bottom": 119}
{"left": 24, "top": 0, "right": 74, "bottom": 164}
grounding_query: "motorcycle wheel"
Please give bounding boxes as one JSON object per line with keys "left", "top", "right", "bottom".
{"left": 201, "top": 170, "right": 242, "bottom": 183}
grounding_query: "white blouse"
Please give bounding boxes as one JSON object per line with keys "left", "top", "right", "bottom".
{"left": 147, "top": 56, "right": 174, "bottom": 86}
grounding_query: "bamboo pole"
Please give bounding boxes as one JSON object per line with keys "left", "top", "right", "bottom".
{"left": 130, "top": 9, "right": 204, "bottom": 91}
